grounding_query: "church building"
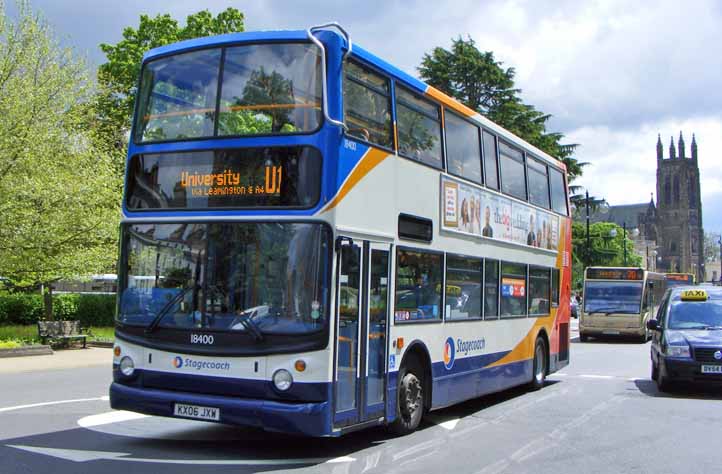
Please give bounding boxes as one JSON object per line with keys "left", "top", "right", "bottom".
{"left": 587, "top": 132, "right": 704, "bottom": 280}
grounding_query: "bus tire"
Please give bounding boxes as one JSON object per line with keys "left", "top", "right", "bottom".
{"left": 390, "top": 362, "right": 425, "bottom": 435}
{"left": 651, "top": 359, "right": 658, "bottom": 381}
{"left": 528, "top": 337, "right": 547, "bottom": 391}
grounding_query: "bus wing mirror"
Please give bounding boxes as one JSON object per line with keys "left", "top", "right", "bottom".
{"left": 646, "top": 319, "right": 659, "bottom": 331}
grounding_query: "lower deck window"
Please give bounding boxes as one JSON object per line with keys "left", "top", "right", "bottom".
{"left": 528, "top": 267, "right": 551, "bottom": 316}
{"left": 500, "top": 262, "right": 527, "bottom": 317}
{"left": 445, "top": 255, "right": 482, "bottom": 320}
{"left": 484, "top": 260, "right": 499, "bottom": 319}
{"left": 395, "top": 249, "right": 442, "bottom": 322}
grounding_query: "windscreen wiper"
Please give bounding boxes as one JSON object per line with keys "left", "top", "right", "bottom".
{"left": 237, "top": 315, "right": 264, "bottom": 342}
{"left": 145, "top": 284, "right": 199, "bottom": 335}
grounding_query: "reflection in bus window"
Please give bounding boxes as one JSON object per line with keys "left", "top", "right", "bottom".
{"left": 396, "top": 87, "right": 442, "bottom": 168}
{"left": 395, "top": 249, "right": 442, "bottom": 321}
{"left": 528, "top": 267, "right": 550, "bottom": 316}
{"left": 445, "top": 113, "right": 481, "bottom": 184}
{"left": 484, "top": 260, "right": 499, "bottom": 319}
{"left": 583, "top": 281, "right": 643, "bottom": 314}
{"left": 501, "top": 262, "right": 527, "bottom": 317}
{"left": 343, "top": 61, "right": 393, "bottom": 148}
{"left": 445, "top": 255, "right": 482, "bottom": 320}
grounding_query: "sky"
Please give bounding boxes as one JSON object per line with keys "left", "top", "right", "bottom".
{"left": 17, "top": 0, "right": 722, "bottom": 233}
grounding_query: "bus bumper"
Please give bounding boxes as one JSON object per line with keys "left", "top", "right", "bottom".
{"left": 579, "top": 324, "right": 645, "bottom": 338}
{"left": 109, "top": 382, "right": 333, "bottom": 437}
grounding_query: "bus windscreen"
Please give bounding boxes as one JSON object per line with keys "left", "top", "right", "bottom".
{"left": 583, "top": 281, "right": 643, "bottom": 314}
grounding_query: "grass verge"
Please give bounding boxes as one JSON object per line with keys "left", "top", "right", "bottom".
{"left": 0, "top": 325, "right": 115, "bottom": 346}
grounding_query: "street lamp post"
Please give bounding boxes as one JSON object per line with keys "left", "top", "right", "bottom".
{"left": 623, "top": 221, "right": 627, "bottom": 266}
{"left": 585, "top": 191, "right": 590, "bottom": 267}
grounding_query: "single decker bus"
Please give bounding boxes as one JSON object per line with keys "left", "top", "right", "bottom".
{"left": 580, "top": 267, "right": 666, "bottom": 342}
{"left": 110, "top": 23, "right": 572, "bottom": 437}
{"left": 665, "top": 273, "right": 695, "bottom": 288}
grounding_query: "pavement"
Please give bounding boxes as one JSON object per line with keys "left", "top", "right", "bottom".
{"left": 0, "top": 347, "right": 113, "bottom": 374}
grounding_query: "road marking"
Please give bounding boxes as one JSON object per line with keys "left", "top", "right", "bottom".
{"left": 78, "top": 410, "right": 148, "bottom": 428}
{"left": 579, "top": 374, "right": 616, "bottom": 379}
{"left": 425, "top": 414, "right": 460, "bottom": 430}
{"left": 7, "top": 445, "right": 355, "bottom": 465}
{"left": 0, "top": 396, "right": 109, "bottom": 413}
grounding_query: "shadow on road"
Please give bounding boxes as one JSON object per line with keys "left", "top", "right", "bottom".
{"left": 633, "top": 379, "right": 722, "bottom": 400}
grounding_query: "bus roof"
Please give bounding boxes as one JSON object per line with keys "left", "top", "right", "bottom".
{"left": 141, "top": 28, "right": 566, "bottom": 172}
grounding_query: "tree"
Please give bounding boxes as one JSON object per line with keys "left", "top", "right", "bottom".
{"left": 570, "top": 221, "right": 643, "bottom": 288}
{"left": 704, "top": 231, "right": 721, "bottom": 263}
{"left": 419, "top": 37, "right": 586, "bottom": 181}
{"left": 96, "top": 8, "right": 245, "bottom": 145}
{"left": 0, "top": 1, "right": 120, "bottom": 314}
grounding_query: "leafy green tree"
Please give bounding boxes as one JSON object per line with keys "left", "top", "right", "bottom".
{"left": 0, "top": 1, "right": 120, "bottom": 315}
{"left": 419, "top": 37, "right": 586, "bottom": 181}
{"left": 571, "top": 221, "right": 643, "bottom": 288}
{"left": 96, "top": 8, "right": 245, "bottom": 144}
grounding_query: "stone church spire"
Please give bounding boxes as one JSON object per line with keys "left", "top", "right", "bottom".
{"left": 678, "top": 131, "right": 685, "bottom": 158}
{"left": 692, "top": 133, "right": 698, "bottom": 161}
{"left": 657, "top": 134, "right": 663, "bottom": 161}
{"left": 669, "top": 136, "right": 676, "bottom": 159}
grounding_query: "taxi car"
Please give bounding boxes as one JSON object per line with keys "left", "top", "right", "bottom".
{"left": 648, "top": 287, "right": 722, "bottom": 392}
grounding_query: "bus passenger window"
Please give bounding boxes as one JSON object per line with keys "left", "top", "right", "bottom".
{"left": 396, "top": 86, "right": 442, "bottom": 168}
{"left": 500, "top": 262, "right": 527, "bottom": 318}
{"left": 395, "top": 249, "right": 442, "bottom": 322}
{"left": 484, "top": 260, "right": 499, "bottom": 319}
{"left": 499, "top": 142, "right": 527, "bottom": 201}
{"left": 482, "top": 130, "right": 499, "bottom": 190}
{"left": 528, "top": 267, "right": 551, "bottom": 316}
{"left": 527, "top": 158, "right": 550, "bottom": 209}
{"left": 445, "top": 112, "right": 482, "bottom": 184}
{"left": 445, "top": 255, "right": 482, "bottom": 320}
{"left": 343, "top": 61, "right": 393, "bottom": 149}
{"left": 549, "top": 168, "right": 568, "bottom": 215}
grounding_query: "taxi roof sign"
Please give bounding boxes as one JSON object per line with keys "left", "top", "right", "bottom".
{"left": 680, "top": 289, "right": 708, "bottom": 301}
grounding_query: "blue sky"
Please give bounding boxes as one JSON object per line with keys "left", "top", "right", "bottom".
{"left": 19, "top": 0, "right": 722, "bottom": 233}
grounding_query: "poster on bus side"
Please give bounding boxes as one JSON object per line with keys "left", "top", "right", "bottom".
{"left": 440, "top": 175, "right": 559, "bottom": 252}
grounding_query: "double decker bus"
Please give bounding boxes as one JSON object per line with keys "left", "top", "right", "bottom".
{"left": 580, "top": 267, "right": 666, "bottom": 342}
{"left": 665, "top": 273, "right": 695, "bottom": 288}
{"left": 110, "top": 24, "right": 572, "bottom": 437}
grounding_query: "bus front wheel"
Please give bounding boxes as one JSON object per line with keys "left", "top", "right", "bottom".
{"left": 390, "top": 362, "right": 425, "bottom": 435}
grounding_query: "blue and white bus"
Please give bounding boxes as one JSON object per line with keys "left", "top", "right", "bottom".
{"left": 111, "top": 23, "right": 572, "bottom": 436}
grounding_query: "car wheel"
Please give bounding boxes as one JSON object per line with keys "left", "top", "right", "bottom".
{"left": 656, "top": 365, "right": 672, "bottom": 392}
{"left": 390, "top": 362, "right": 425, "bottom": 435}
{"left": 528, "top": 337, "right": 547, "bottom": 391}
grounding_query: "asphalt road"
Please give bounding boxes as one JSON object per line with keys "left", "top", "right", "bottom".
{"left": 2, "top": 322, "right": 722, "bottom": 474}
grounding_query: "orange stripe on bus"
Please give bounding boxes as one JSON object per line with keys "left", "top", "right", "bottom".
{"left": 426, "top": 86, "right": 477, "bottom": 118}
{"left": 321, "top": 148, "right": 389, "bottom": 213}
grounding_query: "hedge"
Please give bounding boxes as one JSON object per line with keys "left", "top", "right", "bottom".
{"left": 0, "top": 294, "right": 116, "bottom": 327}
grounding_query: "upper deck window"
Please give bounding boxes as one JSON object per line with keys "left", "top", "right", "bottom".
{"left": 499, "top": 141, "right": 527, "bottom": 201}
{"left": 549, "top": 167, "right": 569, "bottom": 215}
{"left": 343, "top": 61, "right": 393, "bottom": 149}
{"left": 218, "top": 43, "right": 322, "bottom": 137}
{"left": 135, "top": 48, "right": 222, "bottom": 142}
{"left": 134, "top": 43, "right": 322, "bottom": 143}
{"left": 445, "top": 112, "right": 482, "bottom": 184}
{"left": 396, "top": 86, "right": 443, "bottom": 169}
{"left": 482, "top": 130, "right": 499, "bottom": 190}
{"left": 527, "top": 157, "right": 550, "bottom": 209}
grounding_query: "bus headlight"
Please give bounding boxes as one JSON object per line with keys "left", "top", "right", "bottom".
{"left": 119, "top": 356, "right": 135, "bottom": 377}
{"left": 272, "top": 369, "right": 293, "bottom": 391}
{"left": 665, "top": 345, "right": 691, "bottom": 358}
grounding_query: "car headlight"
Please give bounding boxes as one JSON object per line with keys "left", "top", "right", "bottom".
{"left": 665, "top": 345, "right": 691, "bottom": 358}
{"left": 119, "top": 356, "right": 135, "bottom": 376}
{"left": 272, "top": 369, "right": 293, "bottom": 391}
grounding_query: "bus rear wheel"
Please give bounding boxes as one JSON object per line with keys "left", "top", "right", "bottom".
{"left": 390, "top": 363, "right": 425, "bottom": 435}
{"left": 528, "top": 337, "right": 547, "bottom": 391}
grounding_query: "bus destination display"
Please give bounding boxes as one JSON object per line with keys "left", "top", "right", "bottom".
{"left": 126, "top": 147, "right": 321, "bottom": 210}
{"left": 586, "top": 268, "right": 643, "bottom": 281}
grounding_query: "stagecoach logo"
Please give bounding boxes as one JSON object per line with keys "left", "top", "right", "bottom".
{"left": 443, "top": 337, "right": 456, "bottom": 370}
{"left": 714, "top": 351, "right": 722, "bottom": 360}
{"left": 173, "top": 356, "right": 184, "bottom": 368}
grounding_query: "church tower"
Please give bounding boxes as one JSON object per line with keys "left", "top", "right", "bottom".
{"left": 655, "top": 132, "right": 704, "bottom": 280}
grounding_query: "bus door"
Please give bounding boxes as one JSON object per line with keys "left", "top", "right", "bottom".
{"left": 334, "top": 239, "right": 391, "bottom": 428}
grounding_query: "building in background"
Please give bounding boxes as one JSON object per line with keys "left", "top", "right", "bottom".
{"left": 584, "top": 133, "right": 705, "bottom": 280}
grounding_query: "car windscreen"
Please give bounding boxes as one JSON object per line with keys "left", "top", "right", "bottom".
{"left": 668, "top": 298, "right": 722, "bottom": 329}
{"left": 583, "top": 281, "right": 643, "bottom": 314}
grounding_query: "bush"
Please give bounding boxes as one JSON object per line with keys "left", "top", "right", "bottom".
{"left": 0, "top": 293, "right": 115, "bottom": 327}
